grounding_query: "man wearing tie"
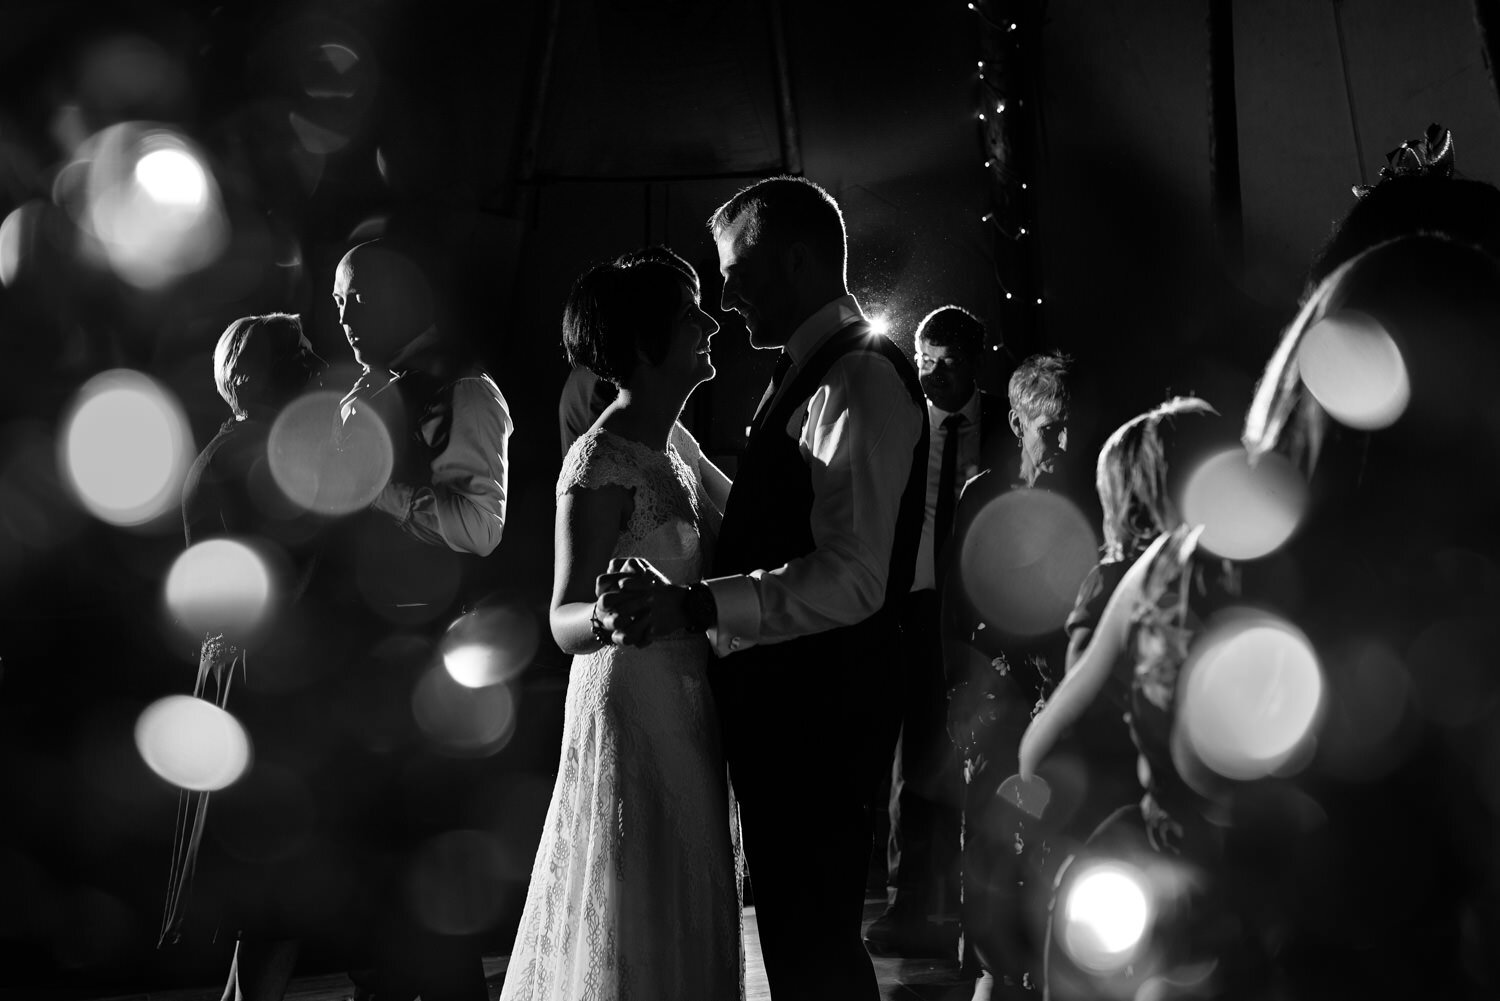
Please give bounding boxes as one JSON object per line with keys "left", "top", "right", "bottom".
{"left": 866, "top": 306, "right": 1008, "bottom": 957}
{"left": 601, "top": 176, "right": 928, "bottom": 1000}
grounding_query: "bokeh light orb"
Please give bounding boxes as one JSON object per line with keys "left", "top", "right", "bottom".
{"left": 412, "top": 665, "right": 517, "bottom": 756}
{"left": 407, "top": 829, "right": 508, "bottom": 936}
{"left": 1060, "top": 860, "right": 1152, "bottom": 972}
{"left": 135, "top": 695, "right": 250, "bottom": 791}
{"left": 1181, "top": 447, "right": 1306, "bottom": 560}
{"left": 0, "top": 202, "right": 40, "bottom": 287}
{"left": 441, "top": 604, "right": 541, "bottom": 688}
{"left": 61, "top": 369, "right": 191, "bottom": 527}
{"left": 1178, "top": 612, "right": 1323, "bottom": 781}
{"left": 164, "top": 538, "right": 275, "bottom": 640}
{"left": 268, "top": 389, "right": 391, "bottom": 516}
{"left": 1297, "top": 311, "right": 1410, "bottom": 431}
{"left": 959, "top": 488, "right": 1096, "bottom": 638}
{"left": 76, "top": 124, "right": 228, "bottom": 290}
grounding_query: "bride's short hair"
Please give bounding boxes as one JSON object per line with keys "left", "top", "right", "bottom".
{"left": 562, "top": 246, "right": 700, "bottom": 386}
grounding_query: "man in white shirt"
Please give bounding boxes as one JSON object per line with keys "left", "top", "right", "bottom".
{"left": 866, "top": 305, "right": 1006, "bottom": 959}
{"left": 603, "top": 176, "right": 927, "bottom": 1000}
{"left": 328, "top": 238, "right": 510, "bottom": 1001}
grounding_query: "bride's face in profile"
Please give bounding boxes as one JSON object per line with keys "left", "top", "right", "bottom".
{"left": 652, "top": 283, "right": 720, "bottom": 391}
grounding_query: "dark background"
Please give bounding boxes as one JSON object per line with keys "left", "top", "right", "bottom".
{"left": 2, "top": 0, "right": 1499, "bottom": 992}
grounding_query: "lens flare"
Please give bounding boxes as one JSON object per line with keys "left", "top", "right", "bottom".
{"left": 1181, "top": 447, "right": 1306, "bottom": 560}
{"left": 164, "top": 539, "right": 275, "bottom": 641}
{"left": 268, "top": 389, "right": 391, "bottom": 516}
{"left": 61, "top": 369, "right": 191, "bottom": 527}
{"left": 441, "top": 604, "right": 541, "bottom": 688}
{"left": 958, "top": 489, "right": 1096, "bottom": 638}
{"left": 869, "top": 313, "right": 891, "bottom": 336}
{"left": 1178, "top": 612, "right": 1323, "bottom": 781}
{"left": 1297, "top": 311, "right": 1410, "bottom": 430}
{"left": 133, "top": 148, "right": 207, "bottom": 206}
{"left": 1060, "top": 861, "right": 1151, "bottom": 972}
{"left": 135, "top": 695, "right": 251, "bottom": 791}
{"left": 407, "top": 829, "right": 508, "bottom": 936}
{"left": 412, "top": 665, "right": 517, "bottom": 756}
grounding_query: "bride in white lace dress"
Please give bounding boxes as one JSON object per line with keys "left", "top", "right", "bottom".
{"left": 500, "top": 248, "right": 742, "bottom": 1001}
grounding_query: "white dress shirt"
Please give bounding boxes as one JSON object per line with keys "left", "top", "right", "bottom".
{"left": 341, "top": 328, "right": 513, "bottom": 557}
{"left": 911, "top": 389, "right": 983, "bottom": 592}
{"left": 705, "top": 294, "right": 925, "bottom": 656}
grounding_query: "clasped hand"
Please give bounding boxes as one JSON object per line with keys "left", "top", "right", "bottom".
{"left": 591, "top": 557, "right": 690, "bottom": 647}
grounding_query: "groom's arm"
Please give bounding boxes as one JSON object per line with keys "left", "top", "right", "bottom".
{"left": 701, "top": 351, "right": 922, "bottom": 655}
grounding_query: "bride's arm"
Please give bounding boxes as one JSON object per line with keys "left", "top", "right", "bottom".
{"left": 550, "top": 483, "right": 637, "bottom": 654}
{"left": 1018, "top": 532, "right": 1167, "bottom": 779}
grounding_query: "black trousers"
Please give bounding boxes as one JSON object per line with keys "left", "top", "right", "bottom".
{"left": 716, "top": 617, "right": 903, "bottom": 1001}
{"left": 884, "top": 589, "right": 963, "bottom": 918}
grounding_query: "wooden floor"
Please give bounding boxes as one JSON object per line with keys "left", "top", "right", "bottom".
{"left": 81, "top": 896, "right": 974, "bottom": 1001}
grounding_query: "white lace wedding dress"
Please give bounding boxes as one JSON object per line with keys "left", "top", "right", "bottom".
{"left": 500, "top": 423, "right": 743, "bottom": 1001}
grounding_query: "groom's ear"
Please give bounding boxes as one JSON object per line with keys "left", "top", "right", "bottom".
{"left": 781, "top": 240, "right": 810, "bottom": 280}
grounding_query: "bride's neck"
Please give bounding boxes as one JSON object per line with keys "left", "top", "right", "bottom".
{"left": 602, "top": 384, "right": 684, "bottom": 450}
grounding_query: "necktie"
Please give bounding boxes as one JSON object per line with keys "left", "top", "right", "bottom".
{"left": 935, "top": 413, "right": 967, "bottom": 556}
{"left": 750, "top": 351, "right": 794, "bottom": 430}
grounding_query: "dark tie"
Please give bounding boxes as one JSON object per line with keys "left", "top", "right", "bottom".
{"left": 750, "top": 351, "right": 794, "bottom": 430}
{"left": 935, "top": 413, "right": 967, "bottom": 556}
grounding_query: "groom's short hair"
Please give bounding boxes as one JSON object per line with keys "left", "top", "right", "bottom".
{"left": 709, "top": 176, "right": 847, "bottom": 277}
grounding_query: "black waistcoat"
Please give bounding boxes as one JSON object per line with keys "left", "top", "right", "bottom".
{"left": 713, "top": 319, "right": 929, "bottom": 614}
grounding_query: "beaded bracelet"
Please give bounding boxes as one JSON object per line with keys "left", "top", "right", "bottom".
{"left": 590, "top": 610, "right": 614, "bottom": 648}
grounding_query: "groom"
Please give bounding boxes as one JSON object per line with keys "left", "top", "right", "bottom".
{"left": 612, "top": 176, "right": 927, "bottom": 999}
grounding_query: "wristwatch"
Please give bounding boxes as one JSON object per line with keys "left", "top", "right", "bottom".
{"left": 683, "top": 581, "right": 718, "bottom": 632}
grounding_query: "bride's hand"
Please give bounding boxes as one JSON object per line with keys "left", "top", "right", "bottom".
{"left": 594, "top": 581, "right": 693, "bottom": 647}
{"left": 592, "top": 587, "right": 654, "bottom": 647}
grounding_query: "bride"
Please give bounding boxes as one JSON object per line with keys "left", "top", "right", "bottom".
{"left": 500, "top": 247, "right": 742, "bottom": 1000}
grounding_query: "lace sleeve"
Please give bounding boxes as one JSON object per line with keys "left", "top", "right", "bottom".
{"left": 557, "top": 428, "right": 642, "bottom": 497}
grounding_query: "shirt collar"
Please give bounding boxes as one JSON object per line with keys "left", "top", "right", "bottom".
{"left": 928, "top": 387, "right": 982, "bottom": 426}
{"left": 784, "top": 294, "right": 864, "bottom": 368}
{"left": 386, "top": 324, "right": 444, "bottom": 378}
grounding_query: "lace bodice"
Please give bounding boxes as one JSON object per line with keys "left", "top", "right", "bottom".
{"left": 506, "top": 419, "right": 741, "bottom": 1001}
{"left": 557, "top": 423, "right": 718, "bottom": 583}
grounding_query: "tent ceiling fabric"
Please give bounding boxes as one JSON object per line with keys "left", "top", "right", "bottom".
{"left": 534, "top": 0, "right": 788, "bottom": 179}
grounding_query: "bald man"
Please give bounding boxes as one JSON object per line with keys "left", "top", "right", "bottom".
{"left": 329, "top": 238, "right": 511, "bottom": 1001}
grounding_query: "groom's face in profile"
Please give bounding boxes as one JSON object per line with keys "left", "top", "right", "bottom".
{"left": 716, "top": 215, "right": 794, "bottom": 349}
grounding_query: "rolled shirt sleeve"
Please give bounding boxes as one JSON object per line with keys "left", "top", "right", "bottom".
{"left": 371, "top": 375, "right": 512, "bottom": 556}
{"left": 704, "top": 350, "right": 923, "bottom": 656}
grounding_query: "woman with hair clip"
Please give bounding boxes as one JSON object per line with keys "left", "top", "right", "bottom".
{"left": 500, "top": 247, "right": 743, "bottom": 1001}
{"left": 1022, "top": 234, "right": 1500, "bottom": 999}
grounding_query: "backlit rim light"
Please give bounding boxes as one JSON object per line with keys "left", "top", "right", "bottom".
{"left": 1178, "top": 612, "right": 1325, "bottom": 781}
{"left": 1296, "top": 310, "right": 1410, "bottom": 430}
{"left": 60, "top": 368, "right": 191, "bottom": 527}
{"left": 1060, "top": 860, "right": 1153, "bottom": 972}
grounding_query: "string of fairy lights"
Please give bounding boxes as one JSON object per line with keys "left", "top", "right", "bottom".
{"left": 970, "top": 0, "right": 1043, "bottom": 360}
